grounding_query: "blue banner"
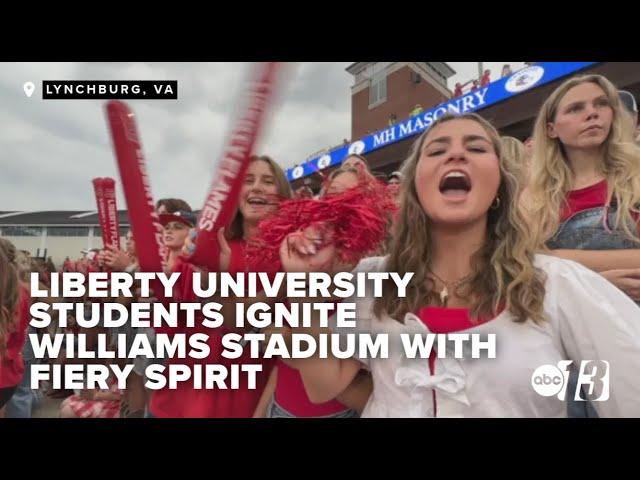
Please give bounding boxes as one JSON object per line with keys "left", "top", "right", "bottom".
{"left": 286, "top": 61, "right": 599, "bottom": 181}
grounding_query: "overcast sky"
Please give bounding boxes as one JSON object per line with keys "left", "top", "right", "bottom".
{"left": 0, "top": 61, "right": 526, "bottom": 211}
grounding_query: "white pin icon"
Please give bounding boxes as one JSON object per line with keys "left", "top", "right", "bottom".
{"left": 23, "top": 82, "right": 35, "bottom": 98}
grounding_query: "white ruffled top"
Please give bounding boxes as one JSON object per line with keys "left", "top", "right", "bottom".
{"left": 332, "top": 254, "right": 640, "bottom": 418}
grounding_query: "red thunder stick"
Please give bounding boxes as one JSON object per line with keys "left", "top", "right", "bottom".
{"left": 189, "top": 62, "right": 281, "bottom": 271}
{"left": 91, "top": 178, "right": 110, "bottom": 247}
{"left": 102, "top": 177, "right": 121, "bottom": 249}
{"left": 105, "top": 101, "right": 167, "bottom": 297}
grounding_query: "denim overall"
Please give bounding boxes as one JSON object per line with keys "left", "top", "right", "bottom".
{"left": 266, "top": 398, "right": 359, "bottom": 418}
{"left": 547, "top": 205, "right": 639, "bottom": 418}
{"left": 5, "top": 326, "right": 41, "bottom": 418}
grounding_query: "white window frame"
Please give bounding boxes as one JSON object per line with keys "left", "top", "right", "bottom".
{"left": 369, "top": 76, "right": 387, "bottom": 108}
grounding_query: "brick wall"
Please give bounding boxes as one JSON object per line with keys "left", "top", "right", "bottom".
{"left": 351, "top": 65, "right": 450, "bottom": 139}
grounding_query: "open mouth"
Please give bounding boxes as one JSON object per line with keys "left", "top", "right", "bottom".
{"left": 247, "top": 196, "right": 268, "bottom": 206}
{"left": 439, "top": 171, "right": 472, "bottom": 198}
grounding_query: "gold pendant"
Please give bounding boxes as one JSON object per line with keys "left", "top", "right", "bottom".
{"left": 440, "top": 286, "right": 449, "bottom": 307}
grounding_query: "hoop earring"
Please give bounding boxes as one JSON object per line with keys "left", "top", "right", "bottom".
{"left": 491, "top": 196, "right": 501, "bottom": 210}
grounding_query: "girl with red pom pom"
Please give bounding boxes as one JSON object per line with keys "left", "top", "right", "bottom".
{"left": 250, "top": 166, "right": 396, "bottom": 417}
{"left": 148, "top": 155, "right": 293, "bottom": 418}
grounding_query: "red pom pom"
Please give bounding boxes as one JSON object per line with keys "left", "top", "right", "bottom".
{"left": 247, "top": 173, "right": 397, "bottom": 270}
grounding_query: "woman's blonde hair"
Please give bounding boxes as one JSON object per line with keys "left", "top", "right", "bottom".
{"left": 501, "top": 136, "right": 529, "bottom": 189}
{"left": 375, "top": 113, "right": 546, "bottom": 324}
{"left": 229, "top": 155, "right": 293, "bottom": 240}
{"left": 324, "top": 166, "right": 359, "bottom": 194}
{"left": 0, "top": 238, "right": 20, "bottom": 356}
{"left": 527, "top": 74, "right": 640, "bottom": 245}
{"left": 15, "top": 250, "right": 32, "bottom": 284}
{"left": 342, "top": 154, "right": 369, "bottom": 170}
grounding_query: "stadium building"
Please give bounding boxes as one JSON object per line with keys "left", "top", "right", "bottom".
{"left": 287, "top": 61, "right": 640, "bottom": 190}
{"left": 0, "top": 211, "right": 130, "bottom": 266}
{"left": 4, "top": 62, "right": 640, "bottom": 265}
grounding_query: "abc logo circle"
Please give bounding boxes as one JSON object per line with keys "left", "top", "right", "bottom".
{"left": 531, "top": 365, "right": 564, "bottom": 397}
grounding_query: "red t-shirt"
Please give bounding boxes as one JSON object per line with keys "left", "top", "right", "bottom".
{"left": 417, "top": 305, "right": 503, "bottom": 417}
{"left": 560, "top": 179, "right": 608, "bottom": 221}
{"left": 274, "top": 359, "right": 350, "bottom": 417}
{"left": 149, "top": 239, "right": 275, "bottom": 418}
{"left": 273, "top": 300, "right": 350, "bottom": 417}
{"left": 0, "top": 285, "right": 30, "bottom": 389}
{"left": 560, "top": 179, "right": 639, "bottom": 227}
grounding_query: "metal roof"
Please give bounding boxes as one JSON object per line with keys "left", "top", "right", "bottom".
{"left": 0, "top": 210, "right": 131, "bottom": 226}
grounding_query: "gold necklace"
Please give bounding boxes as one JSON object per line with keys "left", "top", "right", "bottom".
{"left": 428, "top": 270, "right": 470, "bottom": 307}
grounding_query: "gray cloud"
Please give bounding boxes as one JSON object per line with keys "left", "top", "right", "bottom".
{"left": 0, "top": 61, "right": 523, "bottom": 211}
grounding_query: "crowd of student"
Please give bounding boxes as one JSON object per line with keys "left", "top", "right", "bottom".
{"left": 1, "top": 73, "right": 640, "bottom": 418}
